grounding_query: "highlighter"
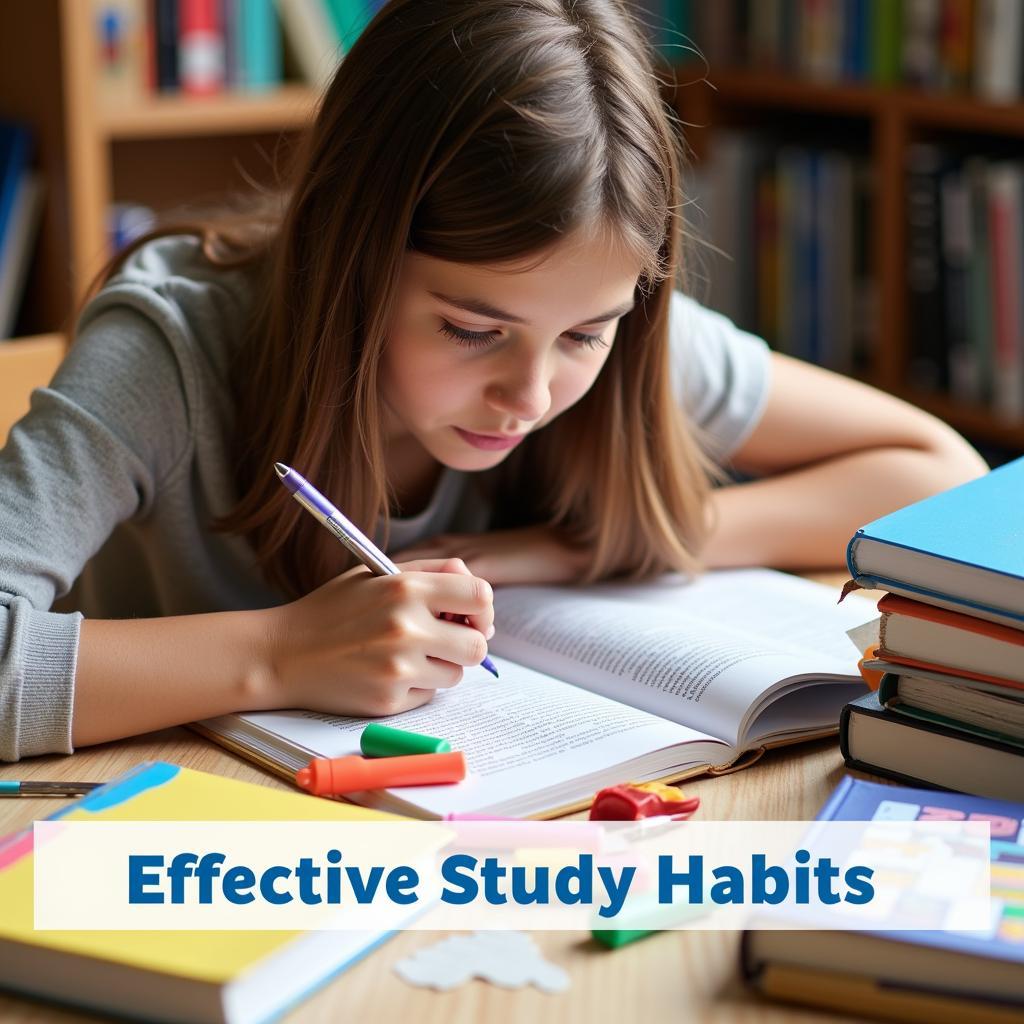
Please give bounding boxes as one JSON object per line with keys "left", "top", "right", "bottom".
{"left": 295, "top": 751, "right": 466, "bottom": 796}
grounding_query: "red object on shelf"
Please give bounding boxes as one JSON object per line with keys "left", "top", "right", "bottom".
{"left": 588, "top": 781, "right": 701, "bottom": 822}
{"left": 179, "top": 0, "right": 225, "bottom": 96}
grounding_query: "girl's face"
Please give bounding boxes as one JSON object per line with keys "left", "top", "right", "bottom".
{"left": 383, "top": 231, "right": 642, "bottom": 472}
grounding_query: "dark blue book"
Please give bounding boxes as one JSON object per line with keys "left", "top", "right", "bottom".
{"left": 846, "top": 456, "right": 1024, "bottom": 628}
{"left": 844, "top": 0, "right": 870, "bottom": 80}
{"left": 743, "top": 775, "right": 1024, "bottom": 1018}
{"left": 0, "top": 121, "right": 32, "bottom": 252}
{"left": 154, "top": 0, "right": 180, "bottom": 92}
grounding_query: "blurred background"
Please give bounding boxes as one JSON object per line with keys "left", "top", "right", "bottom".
{"left": 0, "top": 0, "right": 1022, "bottom": 465}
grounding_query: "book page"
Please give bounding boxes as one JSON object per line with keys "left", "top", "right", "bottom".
{"left": 489, "top": 569, "right": 872, "bottom": 746}
{"left": 227, "top": 659, "right": 720, "bottom": 817}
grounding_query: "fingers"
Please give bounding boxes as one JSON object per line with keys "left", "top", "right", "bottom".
{"left": 378, "top": 568, "right": 494, "bottom": 637}
{"left": 422, "top": 615, "right": 492, "bottom": 670}
{"left": 394, "top": 556, "right": 474, "bottom": 576}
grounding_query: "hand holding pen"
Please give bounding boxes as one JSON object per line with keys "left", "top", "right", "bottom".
{"left": 274, "top": 463, "right": 499, "bottom": 682}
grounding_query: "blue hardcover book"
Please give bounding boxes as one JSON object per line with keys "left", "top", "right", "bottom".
{"left": 743, "top": 775, "right": 1024, "bottom": 1018}
{"left": 846, "top": 456, "right": 1024, "bottom": 629}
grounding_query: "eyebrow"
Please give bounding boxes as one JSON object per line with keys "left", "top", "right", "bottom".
{"left": 428, "top": 290, "right": 636, "bottom": 326}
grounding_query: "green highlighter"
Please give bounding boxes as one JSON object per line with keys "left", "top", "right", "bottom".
{"left": 359, "top": 723, "right": 452, "bottom": 758}
{"left": 592, "top": 892, "right": 709, "bottom": 949}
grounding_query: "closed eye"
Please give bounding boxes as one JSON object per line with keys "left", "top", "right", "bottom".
{"left": 437, "top": 319, "right": 608, "bottom": 350}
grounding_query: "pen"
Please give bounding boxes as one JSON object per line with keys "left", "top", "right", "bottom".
{"left": 0, "top": 781, "right": 100, "bottom": 797}
{"left": 274, "top": 462, "right": 499, "bottom": 678}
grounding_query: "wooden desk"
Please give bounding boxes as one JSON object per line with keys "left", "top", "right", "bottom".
{"left": 0, "top": 580, "right": 880, "bottom": 1024}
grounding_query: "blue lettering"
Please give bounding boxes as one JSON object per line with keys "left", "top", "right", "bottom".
{"left": 259, "top": 865, "right": 293, "bottom": 905}
{"left": 128, "top": 855, "right": 164, "bottom": 904}
{"left": 440, "top": 854, "right": 479, "bottom": 905}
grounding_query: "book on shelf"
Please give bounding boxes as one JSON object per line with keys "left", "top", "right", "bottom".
{"left": 845, "top": 454, "right": 1024, "bottom": 628}
{"left": 152, "top": 0, "right": 180, "bottom": 91}
{"left": 195, "top": 569, "right": 872, "bottom": 819}
{"left": 275, "top": 0, "right": 377, "bottom": 89}
{"left": 975, "top": 0, "right": 1024, "bottom": 102}
{"left": 987, "top": 162, "right": 1024, "bottom": 422}
{"left": 240, "top": 0, "right": 283, "bottom": 90}
{"left": 0, "top": 121, "right": 43, "bottom": 342}
{"left": 906, "top": 142, "right": 948, "bottom": 394}
{"left": 840, "top": 688, "right": 1024, "bottom": 801}
{"left": 179, "top": 0, "right": 227, "bottom": 95}
{"left": 742, "top": 775, "right": 1024, "bottom": 1023}
{"left": 941, "top": 160, "right": 974, "bottom": 402}
{"left": 0, "top": 760, "right": 413, "bottom": 1024}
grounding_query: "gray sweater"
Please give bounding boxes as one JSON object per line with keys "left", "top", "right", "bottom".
{"left": 0, "top": 237, "right": 770, "bottom": 760}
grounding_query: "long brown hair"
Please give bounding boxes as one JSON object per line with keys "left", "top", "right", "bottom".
{"left": 95, "top": 0, "right": 715, "bottom": 597}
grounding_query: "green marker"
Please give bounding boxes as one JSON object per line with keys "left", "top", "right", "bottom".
{"left": 360, "top": 723, "right": 452, "bottom": 758}
{"left": 592, "top": 892, "right": 708, "bottom": 949}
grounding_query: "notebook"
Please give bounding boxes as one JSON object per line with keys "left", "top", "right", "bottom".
{"left": 840, "top": 690, "right": 1024, "bottom": 803}
{"left": 0, "top": 761, "right": 412, "bottom": 1024}
{"left": 742, "top": 776, "right": 1024, "bottom": 1023}
{"left": 196, "top": 569, "right": 872, "bottom": 819}
{"left": 845, "top": 456, "right": 1024, "bottom": 628}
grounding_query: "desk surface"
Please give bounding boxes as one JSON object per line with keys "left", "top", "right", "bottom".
{"left": 0, "top": 577, "right": 880, "bottom": 1024}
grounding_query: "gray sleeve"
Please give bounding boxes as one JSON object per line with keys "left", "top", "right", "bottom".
{"left": 0, "top": 305, "right": 194, "bottom": 760}
{"left": 668, "top": 291, "right": 773, "bottom": 463}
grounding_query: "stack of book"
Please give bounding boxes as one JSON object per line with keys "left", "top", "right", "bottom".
{"left": 840, "top": 454, "right": 1024, "bottom": 803}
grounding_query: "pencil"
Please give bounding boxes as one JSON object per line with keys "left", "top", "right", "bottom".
{"left": 0, "top": 780, "right": 101, "bottom": 797}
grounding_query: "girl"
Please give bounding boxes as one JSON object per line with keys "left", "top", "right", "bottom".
{"left": 0, "top": 0, "right": 985, "bottom": 762}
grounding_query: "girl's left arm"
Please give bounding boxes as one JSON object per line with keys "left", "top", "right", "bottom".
{"left": 702, "top": 351, "right": 989, "bottom": 569}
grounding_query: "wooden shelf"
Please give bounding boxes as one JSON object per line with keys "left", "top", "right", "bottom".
{"left": 676, "top": 66, "right": 1024, "bottom": 138}
{"left": 99, "top": 84, "right": 318, "bottom": 140}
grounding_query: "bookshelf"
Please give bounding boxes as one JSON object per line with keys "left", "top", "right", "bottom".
{"left": 0, "top": 0, "right": 318, "bottom": 343}
{"left": 670, "top": 65, "right": 1024, "bottom": 453}
{"left": 0, "top": 3, "right": 1022, "bottom": 454}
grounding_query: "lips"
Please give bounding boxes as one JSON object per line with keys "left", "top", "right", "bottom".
{"left": 453, "top": 427, "right": 526, "bottom": 451}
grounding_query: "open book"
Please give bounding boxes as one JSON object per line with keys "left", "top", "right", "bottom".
{"left": 195, "top": 570, "right": 872, "bottom": 819}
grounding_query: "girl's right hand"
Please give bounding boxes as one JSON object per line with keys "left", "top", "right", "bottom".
{"left": 261, "top": 558, "right": 494, "bottom": 717}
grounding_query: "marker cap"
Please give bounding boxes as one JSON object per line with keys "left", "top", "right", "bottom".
{"left": 295, "top": 751, "right": 466, "bottom": 796}
{"left": 360, "top": 723, "right": 452, "bottom": 758}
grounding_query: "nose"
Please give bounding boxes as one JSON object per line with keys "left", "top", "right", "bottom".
{"left": 484, "top": 353, "right": 552, "bottom": 424}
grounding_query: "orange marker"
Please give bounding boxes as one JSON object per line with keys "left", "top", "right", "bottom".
{"left": 295, "top": 751, "right": 466, "bottom": 795}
